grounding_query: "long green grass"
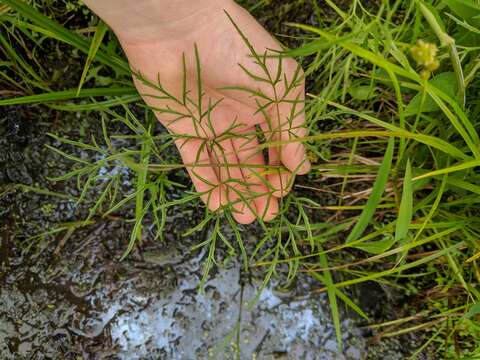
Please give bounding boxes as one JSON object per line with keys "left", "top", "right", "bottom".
{"left": 1, "top": 0, "right": 480, "bottom": 357}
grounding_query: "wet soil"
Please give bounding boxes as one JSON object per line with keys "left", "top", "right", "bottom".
{"left": 0, "top": 100, "right": 433, "bottom": 359}
{"left": 0, "top": 1, "right": 436, "bottom": 359}
{"left": 0, "top": 105, "right": 365, "bottom": 359}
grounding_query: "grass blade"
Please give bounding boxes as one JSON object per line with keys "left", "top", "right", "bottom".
{"left": 317, "top": 248, "right": 342, "bottom": 349}
{"left": 1, "top": 0, "right": 129, "bottom": 74}
{"left": 76, "top": 21, "right": 109, "bottom": 95}
{"left": 317, "top": 242, "right": 464, "bottom": 291}
{"left": 346, "top": 138, "right": 395, "bottom": 243}
{"left": 395, "top": 159, "right": 413, "bottom": 242}
{"left": 413, "top": 160, "right": 480, "bottom": 181}
{"left": 0, "top": 87, "right": 137, "bottom": 106}
{"left": 49, "top": 95, "right": 141, "bottom": 111}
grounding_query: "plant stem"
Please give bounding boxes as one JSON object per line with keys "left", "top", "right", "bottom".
{"left": 418, "top": 2, "right": 465, "bottom": 108}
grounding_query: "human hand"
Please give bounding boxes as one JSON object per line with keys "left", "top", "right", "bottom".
{"left": 86, "top": 0, "right": 310, "bottom": 224}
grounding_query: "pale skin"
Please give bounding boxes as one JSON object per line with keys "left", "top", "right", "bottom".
{"left": 83, "top": 0, "right": 310, "bottom": 224}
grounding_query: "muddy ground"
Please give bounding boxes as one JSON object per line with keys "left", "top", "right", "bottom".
{"left": 0, "top": 101, "right": 433, "bottom": 360}
{"left": 0, "top": 1, "right": 436, "bottom": 359}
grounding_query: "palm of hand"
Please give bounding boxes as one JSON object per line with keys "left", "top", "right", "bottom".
{"left": 118, "top": 3, "right": 309, "bottom": 224}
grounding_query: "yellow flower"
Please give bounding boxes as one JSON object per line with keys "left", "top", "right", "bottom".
{"left": 410, "top": 40, "right": 440, "bottom": 79}
{"left": 420, "top": 69, "right": 431, "bottom": 80}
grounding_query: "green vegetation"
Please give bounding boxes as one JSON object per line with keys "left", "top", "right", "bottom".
{"left": 1, "top": 0, "right": 480, "bottom": 357}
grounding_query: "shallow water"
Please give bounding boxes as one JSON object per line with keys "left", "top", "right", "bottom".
{"left": 106, "top": 257, "right": 365, "bottom": 359}
{"left": 0, "top": 221, "right": 365, "bottom": 359}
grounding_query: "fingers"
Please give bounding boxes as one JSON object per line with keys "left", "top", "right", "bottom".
{"left": 232, "top": 129, "right": 278, "bottom": 222}
{"left": 210, "top": 138, "right": 256, "bottom": 224}
{"left": 230, "top": 70, "right": 310, "bottom": 180}
{"left": 273, "top": 90, "right": 311, "bottom": 176}
{"left": 260, "top": 123, "right": 293, "bottom": 198}
{"left": 267, "top": 144, "right": 293, "bottom": 198}
{"left": 175, "top": 138, "right": 226, "bottom": 211}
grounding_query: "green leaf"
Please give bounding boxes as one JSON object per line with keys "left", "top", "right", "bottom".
{"left": 465, "top": 303, "right": 480, "bottom": 318}
{"left": 346, "top": 138, "right": 395, "bottom": 243}
{"left": 395, "top": 160, "right": 413, "bottom": 242}
{"left": 447, "top": 176, "right": 480, "bottom": 195}
{"left": 446, "top": 12, "right": 480, "bottom": 35}
{"left": 443, "top": 0, "right": 480, "bottom": 26}
{"left": 77, "top": 21, "right": 109, "bottom": 95}
{"left": 348, "top": 85, "right": 377, "bottom": 100}
{"left": 283, "top": 39, "right": 330, "bottom": 57}
{"left": 405, "top": 72, "right": 457, "bottom": 116}
{"left": 353, "top": 236, "right": 396, "bottom": 254}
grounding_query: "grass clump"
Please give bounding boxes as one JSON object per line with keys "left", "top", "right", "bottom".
{"left": 1, "top": 0, "right": 480, "bottom": 357}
